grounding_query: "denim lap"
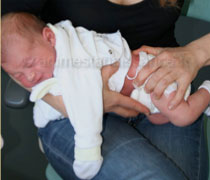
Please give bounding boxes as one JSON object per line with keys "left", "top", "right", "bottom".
{"left": 38, "top": 113, "right": 207, "bottom": 180}
{"left": 135, "top": 113, "right": 208, "bottom": 180}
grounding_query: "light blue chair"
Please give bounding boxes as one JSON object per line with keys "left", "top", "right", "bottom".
{"left": 206, "top": 117, "right": 210, "bottom": 180}
{"left": 46, "top": 164, "right": 62, "bottom": 180}
{"left": 46, "top": 1, "right": 210, "bottom": 179}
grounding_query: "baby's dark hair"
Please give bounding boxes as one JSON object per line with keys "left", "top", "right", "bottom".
{"left": 1, "top": 12, "right": 46, "bottom": 63}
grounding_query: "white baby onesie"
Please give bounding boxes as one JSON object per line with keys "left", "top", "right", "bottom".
{"left": 30, "top": 20, "right": 210, "bottom": 179}
{"left": 30, "top": 20, "right": 131, "bottom": 180}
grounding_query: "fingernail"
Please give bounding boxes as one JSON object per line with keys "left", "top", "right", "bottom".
{"left": 133, "top": 83, "right": 137, "bottom": 89}
{"left": 144, "top": 88, "right": 150, "bottom": 93}
{"left": 133, "top": 81, "right": 138, "bottom": 87}
{"left": 114, "top": 61, "right": 120, "bottom": 66}
{"left": 164, "top": 93, "right": 169, "bottom": 98}
{"left": 168, "top": 103, "right": 173, "bottom": 110}
{"left": 151, "top": 92, "right": 155, "bottom": 98}
{"left": 153, "top": 94, "right": 158, "bottom": 99}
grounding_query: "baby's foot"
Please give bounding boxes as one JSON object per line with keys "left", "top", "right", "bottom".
{"left": 73, "top": 146, "right": 103, "bottom": 179}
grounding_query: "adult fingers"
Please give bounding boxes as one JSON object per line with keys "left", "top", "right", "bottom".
{"left": 133, "top": 57, "right": 161, "bottom": 86}
{"left": 133, "top": 45, "right": 163, "bottom": 56}
{"left": 144, "top": 67, "right": 170, "bottom": 94}
{"left": 168, "top": 78, "right": 190, "bottom": 110}
{"left": 103, "top": 91, "right": 149, "bottom": 116}
{"left": 101, "top": 61, "right": 120, "bottom": 88}
{"left": 115, "top": 93, "right": 150, "bottom": 115}
{"left": 152, "top": 72, "right": 177, "bottom": 99}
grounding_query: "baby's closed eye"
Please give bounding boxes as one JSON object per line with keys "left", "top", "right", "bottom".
{"left": 23, "top": 58, "right": 35, "bottom": 68}
{"left": 13, "top": 72, "right": 22, "bottom": 79}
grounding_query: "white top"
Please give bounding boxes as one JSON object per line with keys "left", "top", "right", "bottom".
{"left": 30, "top": 20, "right": 131, "bottom": 148}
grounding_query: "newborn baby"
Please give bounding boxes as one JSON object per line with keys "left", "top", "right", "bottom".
{"left": 2, "top": 12, "right": 210, "bottom": 180}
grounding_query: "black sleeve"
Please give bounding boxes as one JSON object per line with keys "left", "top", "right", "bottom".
{"left": 1, "top": 0, "right": 48, "bottom": 16}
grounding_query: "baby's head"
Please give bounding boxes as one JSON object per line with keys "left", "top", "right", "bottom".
{"left": 1, "top": 12, "right": 56, "bottom": 88}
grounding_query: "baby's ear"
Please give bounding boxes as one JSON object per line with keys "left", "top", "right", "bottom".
{"left": 42, "top": 27, "right": 55, "bottom": 46}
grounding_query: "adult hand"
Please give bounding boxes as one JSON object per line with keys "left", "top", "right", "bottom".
{"left": 101, "top": 62, "right": 150, "bottom": 117}
{"left": 133, "top": 45, "right": 201, "bottom": 110}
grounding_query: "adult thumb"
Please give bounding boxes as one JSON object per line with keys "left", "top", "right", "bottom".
{"left": 101, "top": 61, "right": 120, "bottom": 81}
{"left": 133, "top": 45, "right": 163, "bottom": 56}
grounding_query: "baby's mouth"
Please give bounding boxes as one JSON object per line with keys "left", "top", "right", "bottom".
{"left": 34, "top": 76, "right": 43, "bottom": 85}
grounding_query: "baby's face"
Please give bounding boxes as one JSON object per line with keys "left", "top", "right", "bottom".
{"left": 2, "top": 34, "right": 56, "bottom": 88}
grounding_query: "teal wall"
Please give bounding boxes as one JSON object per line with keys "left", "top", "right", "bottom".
{"left": 183, "top": 0, "right": 210, "bottom": 22}
{"left": 205, "top": 116, "right": 210, "bottom": 180}
{"left": 208, "top": 119, "right": 210, "bottom": 180}
{"left": 181, "top": 1, "right": 210, "bottom": 179}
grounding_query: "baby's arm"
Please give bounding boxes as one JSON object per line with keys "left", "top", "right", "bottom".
{"left": 60, "top": 67, "right": 104, "bottom": 180}
{"left": 149, "top": 81, "right": 210, "bottom": 126}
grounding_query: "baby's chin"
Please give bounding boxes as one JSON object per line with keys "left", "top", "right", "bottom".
{"left": 21, "top": 73, "right": 53, "bottom": 88}
{"left": 31, "top": 75, "right": 53, "bottom": 88}
{"left": 21, "top": 78, "right": 44, "bottom": 88}
{"left": 22, "top": 82, "right": 38, "bottom": 89}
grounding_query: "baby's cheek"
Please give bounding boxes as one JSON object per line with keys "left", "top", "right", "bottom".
{"left": 151, "top": 91, "right": 176, "bottom": 112}
{"left": 44, "top": 71, "right": 54, "bottom": 80}
{"left": 44, "top": 66, "right": 54, "bottom": 77}
{"left": 20, "top": 78, "right": 35, "bottom": 88}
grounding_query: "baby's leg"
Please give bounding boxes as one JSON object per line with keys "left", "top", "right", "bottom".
{"left": 150, "top": 82, "right": 210, "bottom": 127}
{"left": 147, "top": 112, "right": 170, "bottom": 125}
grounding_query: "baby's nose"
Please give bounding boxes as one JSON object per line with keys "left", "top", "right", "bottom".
{"left": 27, "top": 72, "right": 35, "bottom": 82}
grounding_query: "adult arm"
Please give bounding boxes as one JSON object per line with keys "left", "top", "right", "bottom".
{"left": 42, "top": 62, "right": 149, "bottom": 118}
{"left": 10, "top": 62, "right": 150, "bottom": 118}
{"left": 133, "top": 33, "right": 210, "bottom": 110}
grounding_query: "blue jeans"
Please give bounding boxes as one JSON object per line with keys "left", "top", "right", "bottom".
{"left": 38, "top": 113, "right": 208, "bottom": 180}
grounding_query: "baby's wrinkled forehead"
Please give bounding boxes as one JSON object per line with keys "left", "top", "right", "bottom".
{"left": 2, "top": 35, "right": 31, "bottom": 65}
{"left": 2, "top": 12, "right": 45, "bottom": 37}
{"left": 1, "top": 12, "right": 46, "bottom": 58}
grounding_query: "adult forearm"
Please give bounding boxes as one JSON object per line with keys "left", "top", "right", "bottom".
{"left": 186, "top": 33, "right": 210, "bottom": 68}
{"left": 10, "top": 75, "right": 68, "bottom": 117}
{"left": 42, "top": 94, "right": 68, "bottom": 117}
